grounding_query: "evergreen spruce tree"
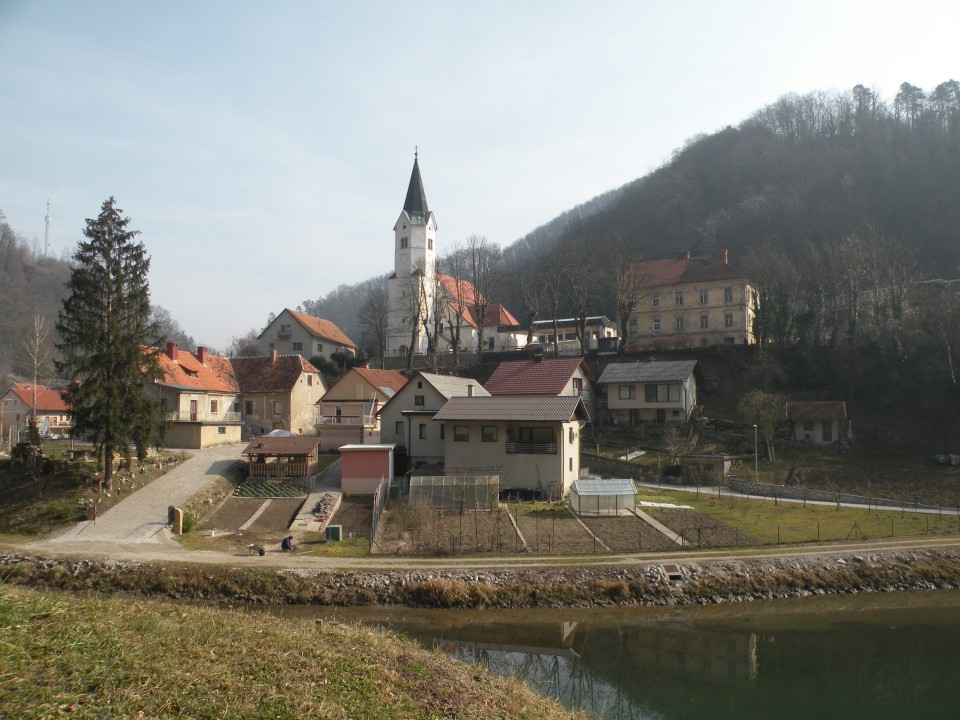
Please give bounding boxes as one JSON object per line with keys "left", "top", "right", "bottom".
{"left": 56, "top": 197, "right": 162, "bottom": 491}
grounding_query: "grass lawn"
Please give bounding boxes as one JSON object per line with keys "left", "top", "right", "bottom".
{"left": 298, "top": 533, "right": 371, "bottom": 557}
{"left": 0, "top": 585, "right": 581, "bottom": 720}
{"left": 638, "top": 487, "right": 960, "bottom": 544}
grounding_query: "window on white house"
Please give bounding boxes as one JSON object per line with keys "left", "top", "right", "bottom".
{"left": 699, "top": 314, "right": 709, "bottom": 329}
{"left": 414, "top": 395, "right": 425, "bottom": 406}
{"left": 519, "top": 427, "right": 553, "bottom": 443}
{"left": 675, "top": 316, "right": 685, "bottom": 331}
{"left": 724, "top": 287, "right": 733, "bottom": 303}
{"left": 482, "top": 426, "right": 497, "bottom": 442}
{"left": 210, "top": 400, "right": 218, "bottom": 414}
{"left": 317, "top": 343, "right": 324, "bottom": 352}
{"left": 652, "top": 293, "right": 660, "bottom": 307}
{"left": 244, "top": 401, "right": 253, "bottom": 415}
{"left": 644, "top": 384, "right": 681, "bottom": 402}
{"left": 724, "top": 312, "right": 734, "bottom": 327}
{"left": 674, "top": 291, "right": 684, "bottom": 306}
{"left": 395, "top": 421, "right": 403, "bottom": 435}
{"left": 272, "top": 400, "right": 282, "bottom": 414}
{"left": 618, "top": 385, "right": 636, "bottom": 399}
{"left": 652, "top": 316, "right": 661, "bottom": 331}
{"left": 454, "top": 426, "right": 469, "bottom": 442}
{"left": 293, "top": 342, "right": 302, "bottom": 351}
{"left": 419, "top": 423, "right": 427, "bottom": 439}
{"left": 307, "top": 375, "right": 313, "bottom": 386}
{"left": 699, "top": 289, "right": 708, "bottom": 304}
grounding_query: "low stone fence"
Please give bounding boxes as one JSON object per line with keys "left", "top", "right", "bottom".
{"left": 725, "top": 477, "right": 944, "bottom": 513}
{"left": 181, "top": 473, "right": 235, "bottom": 526}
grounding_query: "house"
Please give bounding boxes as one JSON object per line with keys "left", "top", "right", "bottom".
{"left": 0, "top": 383, "right": 71, "bottom": 441}
{"left": 378, "top": 371, "right": 490, "bottom": 472}
{"left": 530, "top": 316, "right": 618, "bottom": 355}
{"left": 432, "top": 395, "right": 590, "bottom": 499}
{"left": 259, "top": 308, "right": 357, "bottom": 361}
{"left": 242, "top": 435, "right": 322, "bottom": 478}
{"left": 385, "top": 154, "right": 525, "bottom": 358}
{"left": 230, "top": 352, "right": 325, "bottom": 437}
{"left": 151, "top": 343, "right": 244, "bottom": 448}
{"left": 785, "top": 401, "right": 850, "bottom": 445}
{"left": 340, "top": 444, "right": 394, "bottom": 495}
{"left": 484, "top": 355, "right": 597, "bottom": 422}
{"left": 316, "top": 366, "right": 408, "bottom": 450}
{"left": 626, "top": 251, "right": 756, "bottom": 350}
{"left": 597, "top": 360, "right": 698, "bottom": 425}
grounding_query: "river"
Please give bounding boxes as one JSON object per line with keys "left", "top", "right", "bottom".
{"left": 276, "top": 590, "right": 960, "bottom": 719}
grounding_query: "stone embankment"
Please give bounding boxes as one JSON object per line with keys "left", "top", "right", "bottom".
{"left": 3, "top": 548, "right": 960, "bottom": 609}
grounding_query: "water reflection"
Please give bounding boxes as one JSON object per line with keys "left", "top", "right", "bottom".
{"left": 275, "top": 591, "right": 960, "bottom": 720}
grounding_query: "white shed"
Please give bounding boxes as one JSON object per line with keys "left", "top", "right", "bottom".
{"left": 570, "top": 478, "right": 638, "bottom": 516}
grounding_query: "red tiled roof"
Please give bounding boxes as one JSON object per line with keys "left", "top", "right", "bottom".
{"left": 629, "top": 253, "right": 745, "bottom": 288}
{"left": 5, "top": 383, "right": 69, "bottom": 413}
{"left": 354, "top": 367, "right": 408, "bottom": 394}
{"left": 286, "top": 309, "right": 357, "bottom": 349}
{"left": 461, "top": 303, "right": 520, "bottom": 329}
{"left": 230, "top": 354, "right": 321, "bottom": 393}
{"left": 438, "top": 273, "right": 482, "bottom": 306}
{"left": 485, "top": 358, "right": 592, "bottom": 395}
{"left": 785, "top": 401, "right": 847, "bottom": 421}
{"left": 153, "top": 346, "right": 239, "bottom": 393}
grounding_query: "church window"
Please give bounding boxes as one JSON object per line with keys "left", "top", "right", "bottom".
{"left": 428, "top": 238, "right": 433, "bottom": 250}
{"left": 400, "top": 237, "right": 408, "bottom": 249}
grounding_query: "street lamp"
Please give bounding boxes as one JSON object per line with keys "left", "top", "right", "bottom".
{"left": 753, "top": 424, "right": 759, "bottom": 481}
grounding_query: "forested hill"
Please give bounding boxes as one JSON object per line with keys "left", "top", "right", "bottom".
{"left": 503, "top": 81, "right": 960, "bottom": 316}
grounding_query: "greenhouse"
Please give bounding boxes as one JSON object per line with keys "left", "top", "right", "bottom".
{"left": 569, "top": 478, "right": 638, "bottom": 516}
{"left": 408, "top": 473, "right": 501, "bottom": 510}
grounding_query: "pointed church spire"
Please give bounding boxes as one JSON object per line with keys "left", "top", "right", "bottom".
{"left": 403, "top": 151, "right": 430, "bottom": 219}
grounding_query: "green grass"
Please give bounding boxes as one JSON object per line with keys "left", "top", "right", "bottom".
{"left": 0, "top": 585, "right": 583, "bottom": 720}
{"left": 638, "top": 487, "right": 960, "bottom": 544}
{"left": 234, "top": 479, "right": 308, "bottom": 497}
{"left": 300, "top": 533, "right": 371, "bottom": 558}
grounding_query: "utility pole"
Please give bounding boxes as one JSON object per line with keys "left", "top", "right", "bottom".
{"left": 753, "top": 424, "right": 759, "bottom": 481}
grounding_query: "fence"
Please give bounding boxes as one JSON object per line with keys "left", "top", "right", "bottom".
{"left": 369, "top": 476, "right": 389, "bottom": 550}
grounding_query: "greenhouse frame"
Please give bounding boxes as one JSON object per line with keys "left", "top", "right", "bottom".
{"left": 408, "top": 473, "right": 501, "bottom": 510}
{"left": 569, "top": 478, "right": 638, "bottom": 516}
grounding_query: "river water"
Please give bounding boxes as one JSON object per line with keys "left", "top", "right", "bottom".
{"left": 276, "top": 591, "right": 960, "bottom": 719}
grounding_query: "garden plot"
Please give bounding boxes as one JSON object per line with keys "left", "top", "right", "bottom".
{"left": 577, "top": 513, "right": 677, "bottom": 553}
{"left": 374, "top": 505, "right": 520, "bottom": 555}
{"left": 647, "top": 507, "right": 759, "bottom": 548}
{"left": 510, "top": 503, "right": 597, "bottom": 555}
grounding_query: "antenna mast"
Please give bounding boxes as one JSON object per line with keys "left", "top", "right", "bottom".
{"left": 44, "top": 200, "right": 50, "bottom": 256}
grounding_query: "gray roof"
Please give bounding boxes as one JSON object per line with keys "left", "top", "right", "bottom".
{"left": 421, "top": 372, "right": 491, "bottom": 400}
{"left": 597, "top": 360, "right": 697, "bottom": 385}
{"left": 403, "top": 156, "right": 430, "bottom": 217}
{"left": 434, "top": 395, "right": 588, "bottom": 423}
{"left": 571, "top": 478, "right": 638, "bottom": 496}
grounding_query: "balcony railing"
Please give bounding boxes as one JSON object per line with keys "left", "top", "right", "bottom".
{"left": 316, "top": 415, "right": 376, "bottom": 427}
{"left": 165, "top": 411, "right": 241, "bottom": 423}
{"left": 248, "top": 462, "right": 309, "bottom": 478}
{"left": 506, "top": 442, "right": 557, "bottom": 455}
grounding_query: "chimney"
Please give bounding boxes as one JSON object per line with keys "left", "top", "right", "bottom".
{"left": 197, "top": 346, "right": 207, "bottom": 365}
{"left": 717, "top": 249, "right": 729, "bottom": 264}
{"left": 678, "top": 251, "right": 692, "bottom": 260}
{"left": 467, "top": 383, "right": 474, "bottom": 397}
{"left": 270, "top": 350, "right": 278, "bottom": 364}
{"left": 166, "top": 342, "right": 178, "bottom": 361}
{"left": 364, "top": 362, "right": 370, "bottom": 369}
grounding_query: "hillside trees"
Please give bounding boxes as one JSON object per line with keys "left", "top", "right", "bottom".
{"left": 358, "top": 280, "right": 389, "bottom": 368}
{"left": 55, "top": 198, "right": 162, "bottom": 491}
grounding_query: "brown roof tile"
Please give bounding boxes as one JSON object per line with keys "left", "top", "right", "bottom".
{"left": 484, "top": 357, "right": 591, "bottom": 395}
{"left": 785, "top": 401, "right": 847, "bottom": 421}
{"left": 286, "top": 309, "right": 357, "bottom": 349}
{"left": 5, "top": 383, "right": 69, "bottom": 413}
{"left": 242, "top": 436, "right": 322, "bottom": 456}
{"left": 629, "top": 253, "right": 745, "bottom": 288}
{"left": 434, "top": 395, "right": 588, "bottom": 422}
{"left": 230, "top": 354, "right": 321, "bottom": 393}
{"left": 153, "top": 346, "right": 239, "bottom": 393}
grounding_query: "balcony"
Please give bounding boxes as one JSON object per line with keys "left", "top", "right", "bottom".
{"left": 316, "top": 415, "right": 376, "bottom": 427}
{"left": 165, "top": 411, "right": 241, "bottom": 424}
{"left": 506, "top": 442, "right": 557, "bottom": 455}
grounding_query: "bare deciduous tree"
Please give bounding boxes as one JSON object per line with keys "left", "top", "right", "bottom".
{"left": 359, "top": 281, "right": 389, "bottom": 367}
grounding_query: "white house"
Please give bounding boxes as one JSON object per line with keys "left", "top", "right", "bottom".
{"left": 378, "top": 371, "right": 489, "bottom": 470}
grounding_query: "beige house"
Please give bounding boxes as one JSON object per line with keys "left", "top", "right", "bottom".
{"left": 152, "top": 343, "right": 243, "bottom": 448}
{"left": 259, "top": 308, "right": 357, "bottom": 361}
{"left": 378, "top": 371, "right": 490, "bottom": 470}
{"left": 316, "top": 366, "right": 408, "bottom": 450}
{"left": 626, "top": 251, "right": 756, "bottom": 350}
{"left": 0, "top": 383, "right": 71, "bottom": 442}
{"left": 231, "top": 352, "right": 325, "bottom": 437}
{"left": 597, "top": 360, "right": 698, "bottom": 426}
{"left": 785, "top": 401, "right": 850, "bottom": 445}
{"left": 433, "top": 395, "right": 590, "bottom": 499}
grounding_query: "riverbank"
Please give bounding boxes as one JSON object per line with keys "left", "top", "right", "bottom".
{"left": 0, "top": 584, "right": 582, "bottom": 720}
{"left": 3, "top": 546, "right": 960, "bottom": 608}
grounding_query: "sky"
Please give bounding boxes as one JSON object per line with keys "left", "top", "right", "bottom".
{"left": 1, "top": 0, "right": 956, "bottom": 351}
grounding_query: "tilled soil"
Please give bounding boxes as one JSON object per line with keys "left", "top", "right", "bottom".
{"left": 578, "top": 513, "right": 677, "bottom": 552}
{"left": 647, "top": 507, "right": 759, "bottom": 548}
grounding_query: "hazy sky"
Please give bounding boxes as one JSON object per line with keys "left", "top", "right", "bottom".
{"left": 1, "top": 1, "right": 955, "bottom": 351}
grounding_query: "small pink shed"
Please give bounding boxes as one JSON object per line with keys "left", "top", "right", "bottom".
{"left": 340, "top": 444, "right": 394, "bottom": 495}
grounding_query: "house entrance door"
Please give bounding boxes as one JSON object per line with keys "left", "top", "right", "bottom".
{"left": 821, "top": 422, "right": 833, "bottom": 442}
{"left": 189, "top": 400, "right": 198, "bottom": 422}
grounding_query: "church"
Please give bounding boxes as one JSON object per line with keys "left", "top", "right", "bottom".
{"left": 385, "top": 154, "right": 525, "bottom": 360}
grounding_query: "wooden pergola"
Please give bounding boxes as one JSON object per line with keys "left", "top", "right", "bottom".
{"left": 242, "top": 436, "right": 322, "bottom": 478}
